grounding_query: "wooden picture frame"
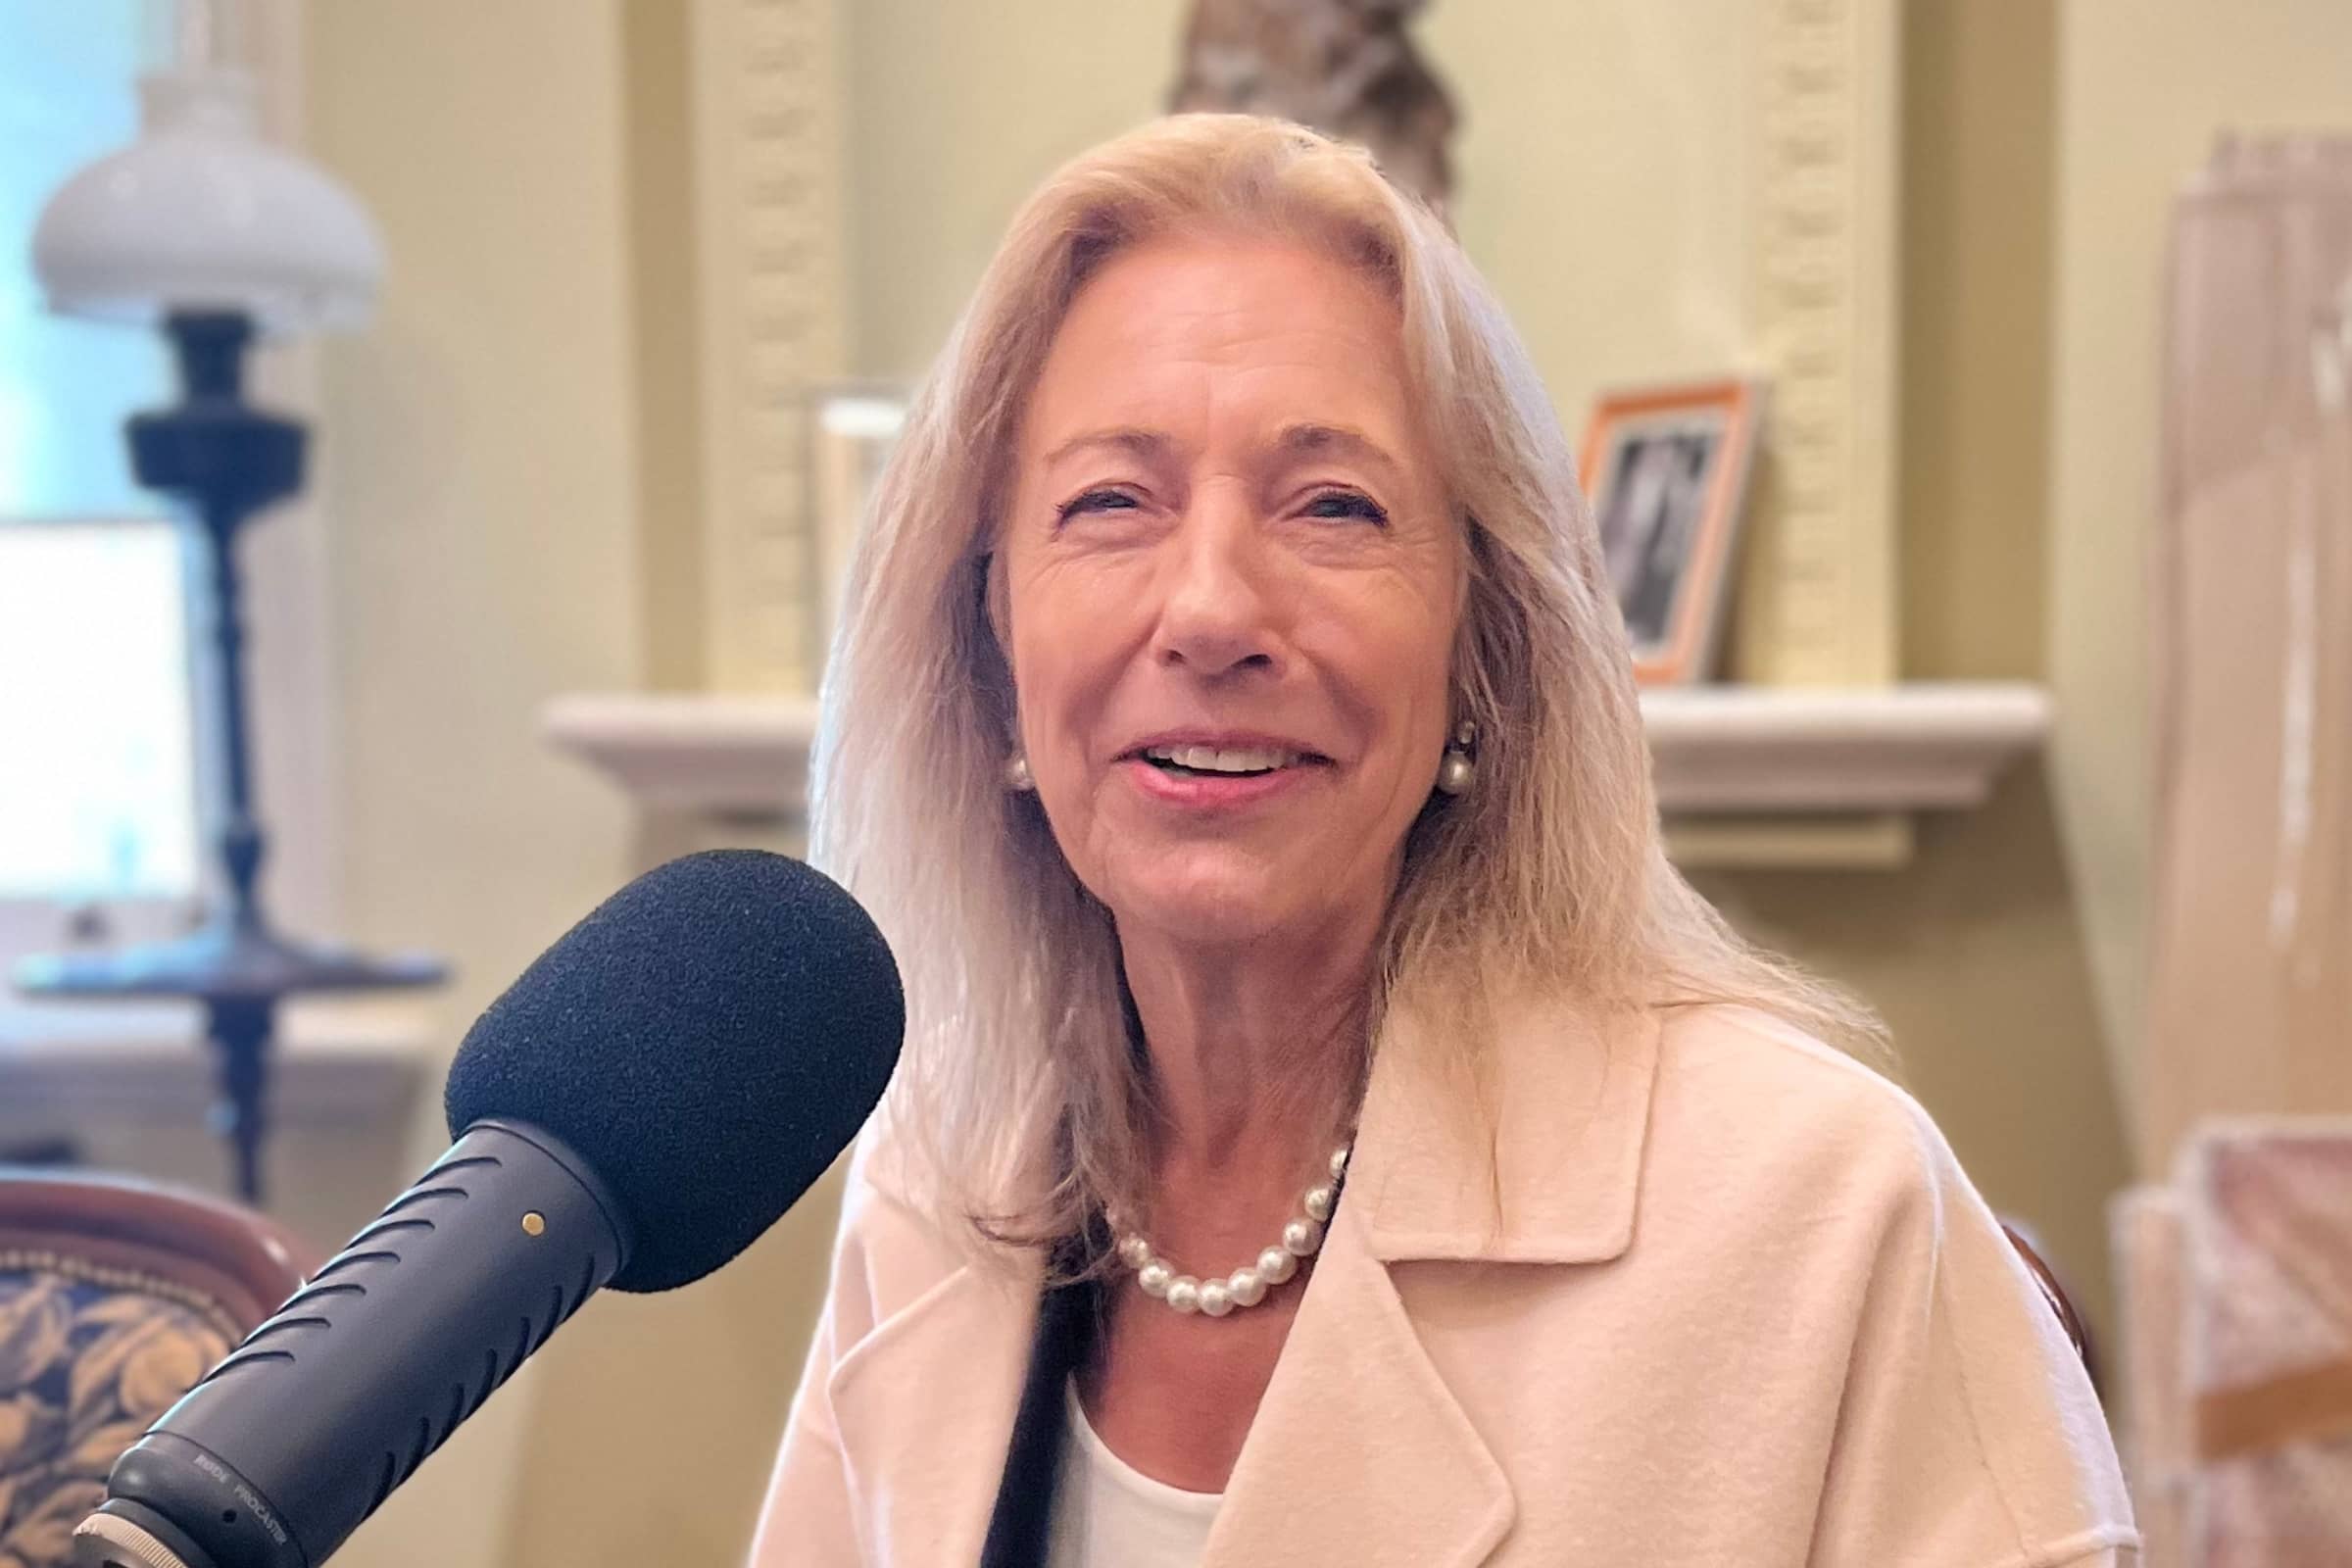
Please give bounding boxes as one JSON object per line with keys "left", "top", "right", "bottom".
{"left": 1580, "top": 379, "right": 1767, "bottom": 685}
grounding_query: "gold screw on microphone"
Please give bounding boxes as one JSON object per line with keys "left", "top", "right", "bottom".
{"left": 73, "top": 1512, "right": 199, "bottom": 1568}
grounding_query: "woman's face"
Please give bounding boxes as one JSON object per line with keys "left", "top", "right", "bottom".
{"left": 1001, "top": 232, "right": 1464, "bottom": 952}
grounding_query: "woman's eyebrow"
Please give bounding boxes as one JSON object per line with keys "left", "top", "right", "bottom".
{"left": 1272, "top": 421, "right": 1402, "bottom": 479}
{"left": 1038, "top": 421, "right": 1401, "bottom": 478}
{"left": 1040, "top": 426, "right": 1172, "bottom": 467}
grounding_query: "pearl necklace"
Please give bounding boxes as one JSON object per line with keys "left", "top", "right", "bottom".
{"left": 1111, "top": 1144, "right": 1352, "bottom": 1317}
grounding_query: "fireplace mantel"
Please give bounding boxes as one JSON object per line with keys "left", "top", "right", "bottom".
{"left": 543, "top": 682, "right": 2049, "bottom": 869}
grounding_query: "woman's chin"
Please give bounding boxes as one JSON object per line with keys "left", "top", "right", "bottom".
{"left": 1099, "top": 857, "right": 1308, "bottom": 950}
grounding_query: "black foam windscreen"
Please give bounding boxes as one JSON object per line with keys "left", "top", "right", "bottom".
{"left": 443, "top": 850, "right": 904, "bottom": 1292}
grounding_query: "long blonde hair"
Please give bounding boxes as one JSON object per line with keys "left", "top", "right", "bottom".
{"left": 810, "top": 114, "right": 1881, "bottom": 1250}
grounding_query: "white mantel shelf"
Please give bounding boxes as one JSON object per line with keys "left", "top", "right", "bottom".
{"left": 543, "top": 682, "right": 2050, "bottom": 836}
{"left": 544, "top": 692, "right": 825, "bottom": 819}
{"left": 1641, "top": 683, "right": 2049, "bottom": 813}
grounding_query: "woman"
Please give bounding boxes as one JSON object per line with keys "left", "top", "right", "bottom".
{"left": 754, "top": 116, "right": 2133, "bottom": 1566}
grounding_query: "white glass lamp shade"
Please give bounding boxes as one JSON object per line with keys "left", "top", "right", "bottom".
{"left": 32, "top": 67, "right": 382, "bottom": 334}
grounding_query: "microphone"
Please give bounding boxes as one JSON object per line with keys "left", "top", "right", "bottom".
{"left": 73, "top": 850, "right": 904, "bottom": 1568}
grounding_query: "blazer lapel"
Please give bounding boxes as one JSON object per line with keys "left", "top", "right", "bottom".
{"left": 828, "top": 1255, "right": 1041, "bottom": 1566}
{"left": 1354, "top": 996, "right": 1660, "bottom": 1266}
{"left": 1205, "top": 1194, "right": 1515, "bottom": 1568}
{"left": 1204, "top": 995, "right": 1659, "bottom": 1568}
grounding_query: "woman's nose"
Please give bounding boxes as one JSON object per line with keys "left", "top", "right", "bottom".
{"left": 1152, "top": 488, "right": 1278, "bottom": 678}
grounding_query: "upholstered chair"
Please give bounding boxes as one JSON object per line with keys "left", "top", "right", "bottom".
{"left": 0, "top": 1172, "right": 307, "bottom": 1567}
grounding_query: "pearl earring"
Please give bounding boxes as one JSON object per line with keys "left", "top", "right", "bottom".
{"left": 1004, "top": 751, "right": 1035, "bottom": 792}
{"left": 1435, "top": 719, "right": 1476, "bottom": 797}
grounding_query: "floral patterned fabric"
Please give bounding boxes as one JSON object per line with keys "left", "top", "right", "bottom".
{"left": 0, "top": 1265, "right": 233, "bottom": 1568}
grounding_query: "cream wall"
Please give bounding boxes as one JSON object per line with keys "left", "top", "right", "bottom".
{"left": 2048, "top": 0, "right": 2352, "bottom": 1166}
{"left": 843, "top": 0, "right": 1188, "bottom": 376}
{"left": 621, "top": 0, "right": 709, "bottom": 693}
{"left": 304, "top": 2, "right": 646, "bottom": 1564}
{"left": 1420, "top": 3, "right": 1757, "bottom": 434}
{"left": 845, "top": 0, "right": 1758, "bottom": 416}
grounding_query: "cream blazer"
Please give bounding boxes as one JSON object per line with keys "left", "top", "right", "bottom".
{"left": 752, "top": 1001, "right": 2138, "bottom": 1566}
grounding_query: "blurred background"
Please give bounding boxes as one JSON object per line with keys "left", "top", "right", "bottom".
{"left": 2, "top": 2, "right": 2347, "bottom": 1564}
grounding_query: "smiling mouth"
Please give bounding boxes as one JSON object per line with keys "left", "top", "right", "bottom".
{"left": 1135, "top": 743, "right": 1322, "bottom": 779}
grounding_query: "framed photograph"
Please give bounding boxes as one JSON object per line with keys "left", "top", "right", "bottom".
{"left": 1578, "top": 379, "right": 1766, "bottom": 685}
{"left": 805, "top": 384, "right": 907, "bottom": 675}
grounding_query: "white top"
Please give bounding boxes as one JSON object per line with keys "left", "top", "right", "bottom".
{"left": 1045, "top": 1379, "right": 1222, "bottom": 1568}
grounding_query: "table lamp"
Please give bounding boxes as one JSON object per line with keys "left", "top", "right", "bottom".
{"left": 13, "top": 0, "right": 445, "bottom": 1201}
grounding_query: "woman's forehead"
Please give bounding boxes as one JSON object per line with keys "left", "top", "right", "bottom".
{"left": 1020, "top": 232, "right": 1427, "bottom": 464}
{"left": 1050, "top": 231, "right": 1401, "bottom": 361}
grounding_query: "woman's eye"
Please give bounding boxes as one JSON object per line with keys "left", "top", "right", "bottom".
{"left": 1303, "top": 490, "right": 1390, "bottom": 525}
{"left": 1056, "top": 487, "right": 1139, "bottom": 521}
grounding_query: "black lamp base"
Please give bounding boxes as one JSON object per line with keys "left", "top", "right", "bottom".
{"left": 11, "top": 310, "right": 445, "bottom": 1202}
{"left": 17, "top": 922, "right": 443, "bottom": 1204}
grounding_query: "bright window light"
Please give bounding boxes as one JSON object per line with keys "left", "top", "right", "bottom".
{"left": 0, "top": 0, "right": 198, "bottom": 905}
{"left": 0, "top": 521, "right": 198, "bottom": 897}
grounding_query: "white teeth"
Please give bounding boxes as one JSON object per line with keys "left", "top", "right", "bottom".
{"left": 1142, "top": 744, "right": 1297, "bottom": 773}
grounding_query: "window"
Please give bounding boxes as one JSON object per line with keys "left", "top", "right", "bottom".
{"left": 1, "top": 0, "right": 204, "bottom": 1018}
{"left": 0, "top": 521, "right": 198, "bottom": 897}
{"left": 1, "top": 1, "right": 170, "bottom": 521}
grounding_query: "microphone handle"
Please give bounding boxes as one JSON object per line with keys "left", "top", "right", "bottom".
{"left": 75, "top": 1119, "right": 631, "bottom": 1568}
